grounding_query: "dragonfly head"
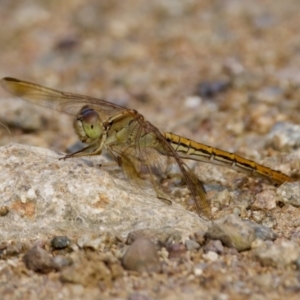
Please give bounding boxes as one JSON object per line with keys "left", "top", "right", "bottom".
{"left": 74, "top": 106, "right": 104, "bottom": 143}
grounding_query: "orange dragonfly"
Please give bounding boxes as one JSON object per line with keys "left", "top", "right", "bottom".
{"left": 1, "top": 77, "right": 209, "bottom": 219}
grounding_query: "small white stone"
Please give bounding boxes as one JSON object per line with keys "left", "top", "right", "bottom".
{"left": 193, "top": 266, "right": 203, "bottom": 277}
{"left": 202, "top": 251, "right": 218, "bottom": 262}
{"left": 20, "top": 195, "right": 27, "bottom": 204}
{"left": 184, "top": 96, "right": 202, "bottom": 108}
{"left": 27, "top": 188, "right": 37, "bottom": 200}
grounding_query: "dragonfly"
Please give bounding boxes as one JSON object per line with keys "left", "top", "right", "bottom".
{"left": 0, "top": 78, "right": 292, "bottom": 219}
{"left": 1, "top": 77, "right": 210, "bottom": 219}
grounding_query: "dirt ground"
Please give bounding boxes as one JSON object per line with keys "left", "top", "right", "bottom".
{"left": 0, "top": 0, "right": 300, "bottom": 299}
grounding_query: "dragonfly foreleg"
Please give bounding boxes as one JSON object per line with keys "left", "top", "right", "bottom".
{"left": 61, "top": 137, "right": 106, "bottom": 160}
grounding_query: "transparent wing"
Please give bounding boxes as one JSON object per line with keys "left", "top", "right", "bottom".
{"left": 110, "top": 138, "right": 174, "bottom": 204}
{"left": 1, "top": 77, "right": 127, "bottom": 120}
{"left": 109, "top": 115, "right": 211, "bottom": 219}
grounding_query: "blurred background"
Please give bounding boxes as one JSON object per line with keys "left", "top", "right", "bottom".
{"left": 0, "top": 0, "right": 299, "bottom": 182}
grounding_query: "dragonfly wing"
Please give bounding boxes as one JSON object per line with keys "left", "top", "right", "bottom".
{"left": 1, "top": 77, "right": 126, "bottom": 120}
{"left": 139, "top": 122, "right": 211, "bottom": 219}
{"left": 109, "top": 116, "right": 211, "bottom": 219}
{"left": 110, "top": 142, "right": 174, "bottom": 204}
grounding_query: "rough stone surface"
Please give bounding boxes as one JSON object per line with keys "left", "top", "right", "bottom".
{"left": 0, "top": 143, "right": 207, "bottom": 242}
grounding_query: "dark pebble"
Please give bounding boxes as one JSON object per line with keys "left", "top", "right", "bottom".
{"left": 51, "top": 236, "right": 70, "bottom": 249}
{"left": 0, "top": 206, "right": 9, "bottom": 216}
{"left": 195, "top": 80, "right": 230, "bottom": 98}
{"left": 23, "top": 246, "right": 57, "bottom": 273}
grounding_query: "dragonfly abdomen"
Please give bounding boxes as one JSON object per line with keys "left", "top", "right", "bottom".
{"left": 163, "top": 132, "right": 292, "bottom": 186}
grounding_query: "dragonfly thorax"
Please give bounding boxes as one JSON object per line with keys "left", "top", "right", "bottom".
{"left": 74, "top": 107, "right": 104, "bottom": 143}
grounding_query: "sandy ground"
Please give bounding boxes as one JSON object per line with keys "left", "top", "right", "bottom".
{"left": 0, "top": 0, "right": 300, "bottom": 299}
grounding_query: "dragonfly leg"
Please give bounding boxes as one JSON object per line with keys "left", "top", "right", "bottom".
{"left": 60, "top": 141, "right": 104, "bottom": 160}
{"left": 155, "top": 188, "right": 172, "bottom": 205}
{"left": 105, "top": 148, "right": 123, "bottom": 167}
{"left": 98, "top": 151, "right": 121, "bottom": 168}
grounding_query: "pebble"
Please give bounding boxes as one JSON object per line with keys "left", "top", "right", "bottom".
{"left": 55, "top": 36, "right": 79, "bottom": 51}
{"left": 23, "top": 246, "right": 57, "bottom": 273}
{"left": 52, "top": 255, "right": 72, "bottom": 270}
{"left": 250, "top": 210, "right": 266, "bottom": 224}
{"left": 251, "top": 222, "right": 277, "bottom": 241}
{"left": 277, "top": 182, "right": 300, "bottom": 208}
{"left": 252, "top": 190, "right": 277, "bottom": 211}
{"left": 203, "top": 251, "right": 219, "bottom": 262}
{"left": 195, "top": 80, "right": 230, "bottom": 98}
{"left": 166, "top": 243, "right": 187, "bottom": 259}
{"left": 184, "top": 96, "right": 202, "bottom": 108}
{"left": 51, "top": 236, "right": 70, "bottom": 249}
{"left": 185, "top": 239, "right": 200, "bottom": 251}
{"left": 206, "top": 214, "right": 255, "bottom": 251}
{"left": 203, "top": 240, "right": 224, "bottom": 254}
{"left": 0, "top": 206, "right": 9, "bottom": 217}
{"left": 252, "top": 86, "right": 284, "bottom": 104}
{"left": 193, "top": 263, "right": 207, "bottom": 277}
{"left": 122, "top": 238, "right": 161, "bottom": 273}
{"left": 252, "top": 239, "right": 300, "bottom": 268}
{"left": 261, "top": 215, "right": 278, "bottom": 228}
{"left": 266, "top": 122, "right": 300, "bottom": 151}
{"left": 205, "top": 214, "right": 276, "bottom": 251}
{"left": 213, "top": 189, "right": 232, "bottom": 208}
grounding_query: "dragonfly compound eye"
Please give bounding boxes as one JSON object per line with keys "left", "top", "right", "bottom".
{"left": 81, "top": 108, "right": 103, "bottom": 140}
